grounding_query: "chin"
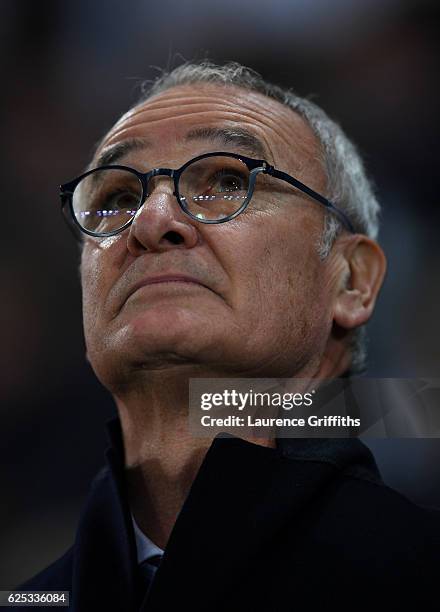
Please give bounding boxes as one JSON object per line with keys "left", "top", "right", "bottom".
{"left": 125, "top": 304, "right": 205, "bottom": 340}
{"left": 107, "top": 306, "right": 221, "bottom": 366}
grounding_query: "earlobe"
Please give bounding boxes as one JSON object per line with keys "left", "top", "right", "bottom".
{"left": 333, "top": 236, "right": 386, "bottom": 330}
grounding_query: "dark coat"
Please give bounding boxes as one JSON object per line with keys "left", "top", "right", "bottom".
{"left": 18, "top": 418, "right": 440, "bottom": 610}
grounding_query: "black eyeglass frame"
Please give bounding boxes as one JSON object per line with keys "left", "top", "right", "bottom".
{"left": 59, "top": 151, "right": 355, "bottom": 238}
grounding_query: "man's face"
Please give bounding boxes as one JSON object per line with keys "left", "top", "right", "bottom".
{"left": 81, "top": 83, "right": 341, "bottom": 389}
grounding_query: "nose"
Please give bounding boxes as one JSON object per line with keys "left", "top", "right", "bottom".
{"left": 126, "top": 175, "right": 199, "bottom": 256}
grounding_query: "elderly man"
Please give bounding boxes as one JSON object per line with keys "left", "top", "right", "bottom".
{"left": 19, "top": 62, "right": 438, "bottom": 610}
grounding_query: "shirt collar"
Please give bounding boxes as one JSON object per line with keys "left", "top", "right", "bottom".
{"left": 131, "top": 513, "right": 164, "bottom": 564}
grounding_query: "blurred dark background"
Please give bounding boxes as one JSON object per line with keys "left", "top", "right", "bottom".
{"left": 1, "top": 0, "right": 439, "bottom": 588}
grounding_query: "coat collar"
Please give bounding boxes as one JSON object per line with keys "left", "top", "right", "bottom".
{"left": 71, "top": 415, "right": 380, "bottom": 611}
{"left": 70, "top": 417, "right": 141, "bottom": 611}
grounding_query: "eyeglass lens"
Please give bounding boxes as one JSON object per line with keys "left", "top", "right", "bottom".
{"left": 178, "top": 155, "right": 250, "bottom": 221}
{"left": 71, "top": 156, "right": 251, "bottom": 234}
{"left": 72, "top": 168, "right": 142, "bottom": 234}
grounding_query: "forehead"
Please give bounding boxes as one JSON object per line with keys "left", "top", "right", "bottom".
{"left": 94, "top": 83, "right": 322, "bottom": 176}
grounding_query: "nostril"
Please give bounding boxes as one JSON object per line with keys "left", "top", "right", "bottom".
{"left": 163, "top": 231, "right": 184, "bottom": 245}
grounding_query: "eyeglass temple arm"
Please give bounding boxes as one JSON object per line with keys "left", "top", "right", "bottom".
{"left": 263, "top": 165, "right": 355, "bottom": 233}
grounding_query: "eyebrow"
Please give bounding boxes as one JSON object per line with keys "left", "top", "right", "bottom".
{"left": 185, "top": 127, "right": 268, "bottom": 159}
{"left": 93, "top": 137, "right": 150, "bottom": 168}
{"left": 92, "top": 126, "right": 268, "bottom": 170}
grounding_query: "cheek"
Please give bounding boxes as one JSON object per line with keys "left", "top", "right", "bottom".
{"left": 227, "top": 214, "right": 322, "bottom": 303}
{"left": 80, "top": 240, "right": 119, "bottom": 334}
{"left": 81, "top": 275, "right": 101, "bottom": 353}
{"left": 222, "top": 215, "right": 329, "bottom": 345}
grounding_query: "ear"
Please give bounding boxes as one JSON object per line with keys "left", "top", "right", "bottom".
{"left": 333, "top": 236, "right": 386, "bottom": 330}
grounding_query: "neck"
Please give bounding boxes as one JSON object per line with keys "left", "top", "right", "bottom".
{"left": 114, "top": 368, "right": 274, "bottom": 549}
{"left": 114, "top": 343, "right": 350, "bottom": 550}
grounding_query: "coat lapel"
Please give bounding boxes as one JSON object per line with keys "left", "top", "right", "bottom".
{"left": 70, "top": 416, "right": 379, "bottom": 611}
{"left": 144, "top": 434, "right": 379, "bottom": 610}
{"left": 71, "top": 419, "right": 141, "bottom": 611}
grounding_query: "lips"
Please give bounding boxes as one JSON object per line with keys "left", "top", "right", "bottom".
{"left": 125, "top": 274, "right": 209, "bottom": 302}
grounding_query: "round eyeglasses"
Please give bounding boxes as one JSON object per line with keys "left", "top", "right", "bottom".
{"left": 60, "top": 151, "right": 354, "bottom": 238}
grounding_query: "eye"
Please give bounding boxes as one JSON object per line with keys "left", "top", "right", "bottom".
{"left": 86, "top": 188, "right": 139, "bottom": 232}
{"left": 99, "top": 188, "right": 139, "bottom": 210}
{"left": 208, "top": 169, "right": 248, "bottom": 193}
{"left": 177, "top": 156, "right": 251, "bottom": 221}
{"left": 73, "top": 168, "right": 143, "bottom": 233}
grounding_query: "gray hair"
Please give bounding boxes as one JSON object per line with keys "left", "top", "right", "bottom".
{"left": 135, "top": 61, "right": 381, "bottom": 373}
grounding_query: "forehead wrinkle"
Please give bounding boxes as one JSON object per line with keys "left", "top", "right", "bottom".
{"left": 131, "top": 90, "right": 279, "bottom": 118}
{"left": 111, "top": 93, "right": 238, "bottom": 127}
{"left": 140, "top": 86, "right": 304, "bottom": 131}
{"left": 104, "top": 111, "right": 316, "bottom": 178}
{"left": 102, "top": 88, "right": 322, "bottom": 181}
{"left": 105, "top": 104, "right": 283, "bottom": 151}
{"left": 106, "top": 103, "right": 271, "bottom": 136}
{"left": 110, "top": 85, "right": 293, "bottom": 137}
{"left": 118, "top": 83, "right": 312, "bottom": 145}
{"left": 114, "top": 101, "right": 274, "bottom": 126}
{"left": 102, "top": 112, "right": 278, "bottom": 166}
